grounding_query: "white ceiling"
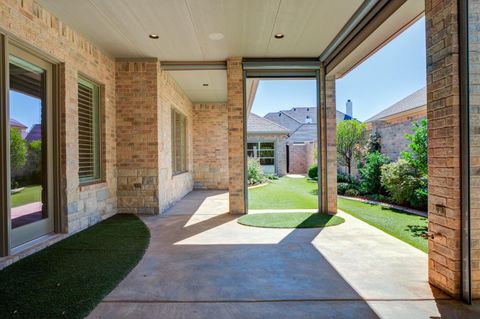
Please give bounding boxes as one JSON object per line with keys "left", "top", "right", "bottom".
{"left": 37, "top": 0, "right": 424, "bottom": 103}
{"left": 169, "top": 70, "right": 227, "bottom": 103}
{"left": 330, "top": 0, "right": 425, "bottom": 77}
{"left": 37, "top": 0, "right": 364, "bottom": 60}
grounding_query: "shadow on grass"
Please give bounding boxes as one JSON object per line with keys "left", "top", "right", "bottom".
{"left": 405, "top": 224, "right": 428, "bottom": 238}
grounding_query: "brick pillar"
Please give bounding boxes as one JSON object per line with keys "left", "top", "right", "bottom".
{"left": 467, "top": 0, "right": 480, "bottom": 299}
{"left": 319, "top": 68, "right": 337, "bottom": 214}
{"left": 227, "top": 58, "right": 246, "bottom": 214}
{"left": 425, "top": 0, "right": 462, "bottom": 297}
{"left": 115, "top": 60, "right": 159, "bottom": 214}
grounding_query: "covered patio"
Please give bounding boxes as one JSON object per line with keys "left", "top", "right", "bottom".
{"left": 88, "top": 191, "right": 476, "bottom": 318}
{"left": 0, "top": 0, "right": 479, "bottom": 316}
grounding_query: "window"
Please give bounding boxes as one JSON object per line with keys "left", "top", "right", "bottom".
{"left": 247, "top": 142, "right": 275, "bottom": 165}
{"left": 171, "top": 108, "right": 187, "bottom": 174}
{"left": 78, "top": 77, "right": 101, "bottom": 183}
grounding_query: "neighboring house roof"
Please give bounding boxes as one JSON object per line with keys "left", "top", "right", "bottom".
{"left": 25, "top": 124, "right": 42, "bottom": 142}
{"left": 10, "top": 119, "right": 27, "bottom": 129}
{"left": 265, "top": 107, "right": 352, "bottom": 131}
{"left": 247, "top": 113, "right": 291, "bottom": 134}
{"left": 366, "top": 86, "right": 427, "bottom": 122}
{"left": 288, "top": 124, "right": 317, "bottom": 143}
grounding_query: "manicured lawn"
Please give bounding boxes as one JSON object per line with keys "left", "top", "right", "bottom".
{"left": 338, "top": 197, "right": 428, "bottom": 252}
{"left": 248, "top": 177, "right": 318, "bottom": 209}
{"left": 0, "top": 214, "right": 150, "bottom": 319}
{"left": 248, "top": 176, "right": 428, "bottom": 252}
{"left": 11, "top": 185, "right": 42, "bottom": 207}
{"left": 238, "top": 212, "right": 344, "bottom": 228}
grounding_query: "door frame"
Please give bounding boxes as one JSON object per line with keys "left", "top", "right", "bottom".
{"left": 0, "top": 33, "right": 62, "bottom": 256}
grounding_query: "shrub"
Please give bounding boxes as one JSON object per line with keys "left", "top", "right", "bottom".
{"left": 337, "top": 182, "right": 350, "bottom": 195}
{"left": 247, "top": 157, "right": 266, "bottom": 185}
{"left": 345, "top": 189, "right": 360, "bottom": 197}
{"left": 265, "top": 174, "right": 279, "bottom": 181}
{"left": 381, "top": 159, "right": 427, "bottom": 209}
{"left": 359, "top": 151, "right": 390, "bottom": 195}
{"left": 308, "top": 164, "right": 318, "bottom": 180}
{"left": 401, "top": 119, "right": 427, "bottom": 176}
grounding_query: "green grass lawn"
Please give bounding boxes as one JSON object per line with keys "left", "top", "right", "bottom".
{"left": 248, "top": 177, "right": 428, "bottom": 252}
{"left": 0, "top": 214, "right": 150, "bottom": 319}
{"left": 238, "top": 212, "right": 344, "bottom": 228}
{"left": 338, "top": 197, "right": 428, "bottom": 252}
{"left": 11, "top": 185, "right": 42, "bottom": 207}
{"left": 248, "top": 177, "right": 318, "bottom": 209}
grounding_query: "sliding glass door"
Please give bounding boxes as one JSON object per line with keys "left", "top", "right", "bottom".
{"left": 7, "top": 45, "right": 54, "bottom": 247}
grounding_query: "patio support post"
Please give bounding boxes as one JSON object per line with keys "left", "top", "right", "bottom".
{"left": 425, "top": 0, "right": 463, "bottom": 299}
{"left": 227, "top": 57, "right": 247, "bottom": 214}
{"left": 319, "top": 65, "right": 337, "bottom": 214}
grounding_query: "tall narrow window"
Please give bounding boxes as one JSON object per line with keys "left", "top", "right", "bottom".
{"left": 78, "top": 77, "right": 100, "bottom": 183}
{"left": 171, "top": 109, "right": 187, "bottom": 174}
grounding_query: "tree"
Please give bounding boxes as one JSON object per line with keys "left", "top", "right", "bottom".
{"left": 359, "top": 151, "right": 390, "bottom": 194}
{"left": 401, "top": 119, "right": 427, "bottom": 176}
{"left": 336, "top": 120, "right": 366, "bottom": 176}
{"left": 10, "top": 128, "right": 27, "bottom": 181}
{"left": 366, "top": 130, "right": 381, "bottom": 153}
{"left": 26, "top": 140, "right": 42, "bottom": 183}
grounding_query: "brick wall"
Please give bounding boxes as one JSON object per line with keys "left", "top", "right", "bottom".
{"left": 116, "top": 59, "right": 194, "bottom": 214}
{"left": 288, "top": 141, "right": 316, "bottom": 174}
{"left": 192, "top": 103, "right": 229, "bottom": 189}
{"left": 227, "top": 58, "right": 246, "bottom": 214}
{"left": 247, "top": 133, "right": 288, "bottom": 176}
{"left": 157, "top": 67, "right": 194, "bottom": 211}
{"left": 0, "top": 0, "right": 117, "bottom": 232}
{"left": 425, "top": 0, "right": 462, "bottom": 298}
{"left": 116, "top": 60, "right": 159, "bottom": 214}
{"left": 468, "top": 0, "right": 480, "bottom": 299}
{"left": 368, "top": 112, "right": 426, "bottom": 160}
{"left": 326, "top": 76, "right": 337, "bottom": 214}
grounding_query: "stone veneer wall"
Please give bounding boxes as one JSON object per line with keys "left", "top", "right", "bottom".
{"left": 368, "top": 112, "right": 426, "bottom": 160}
{"left": 0, "top": 0, "right": 117, "bottom": 232}
{"left": 227, "top": 58, "right": 246, "bottom": 214}
{"left": 247, "top": 133, "right": 288, "bottom": 176}
{"left": 192, "top": 103, "right": 229, "bottom": 189}
{"left": 426, "top": 0, "right": 462, "bottom": 298}
{"left": 116, "top": 59, "right": 194, "bottom": 214}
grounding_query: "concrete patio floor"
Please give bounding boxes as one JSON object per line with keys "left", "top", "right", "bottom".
{"left": 88, "top": 190, "right": 480, "bottom": 319}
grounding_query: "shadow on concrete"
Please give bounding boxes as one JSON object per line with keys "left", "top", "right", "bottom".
{"left": 88, "top": 190, "right": 480, "bottom": 319}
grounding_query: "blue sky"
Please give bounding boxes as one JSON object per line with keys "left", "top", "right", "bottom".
{"left": 251, "top": 17, "right": 426, "bottom": 122}
{"left": 10, "top": 91, "right": 42, "bottom": 131}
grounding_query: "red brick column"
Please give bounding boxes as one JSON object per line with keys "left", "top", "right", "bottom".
{"left": 326, "top": 76, "right": 338, "bottom": 214}
{"left": 227, "top": 58, "right": 246, "bottom": 214}
{"left": 425, "top": 0, "right": 462, "bottom": 298}
{"left": 115, "top": 60, "right": 160, "bottom": 214}
{"left": 319, "top": 68, "right": 337, "bottom": 214}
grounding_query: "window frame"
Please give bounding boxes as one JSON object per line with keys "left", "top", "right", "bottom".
{"left": 246, "top": 141, "right": 275, "bottom": 166}
{"left": 77, "top": 75, "right": 103, "bottom": 185}
{"left": 171, "top": 108, "right": 188, "bottom": 176}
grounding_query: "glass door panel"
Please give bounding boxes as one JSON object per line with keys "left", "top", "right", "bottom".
{"left": 8, "top": 46, "right": 53, "bottom": 247}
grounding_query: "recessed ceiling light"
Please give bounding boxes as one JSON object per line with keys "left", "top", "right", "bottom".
{"left": 209, "top": 32, "right": 224, "bottom": 40}
{"left": 274, "top": 33, "right": 284, "bottom": 39}
{"left": 149, "top": 34, "right": 159, "bottom": 39}
{"left": 202, "top": 83, "right": 209, "bottom": 87}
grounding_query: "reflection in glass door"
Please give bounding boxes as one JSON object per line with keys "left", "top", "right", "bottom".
{"left": 8, "top": 46, "right": 53, "bottom": 247}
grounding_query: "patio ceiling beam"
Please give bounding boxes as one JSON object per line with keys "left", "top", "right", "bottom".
{"left": 320, "top": 0, "right": 407, "bottom": 74}
{"left": 160, "top": 61, "right": 226, "bottom": 71}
